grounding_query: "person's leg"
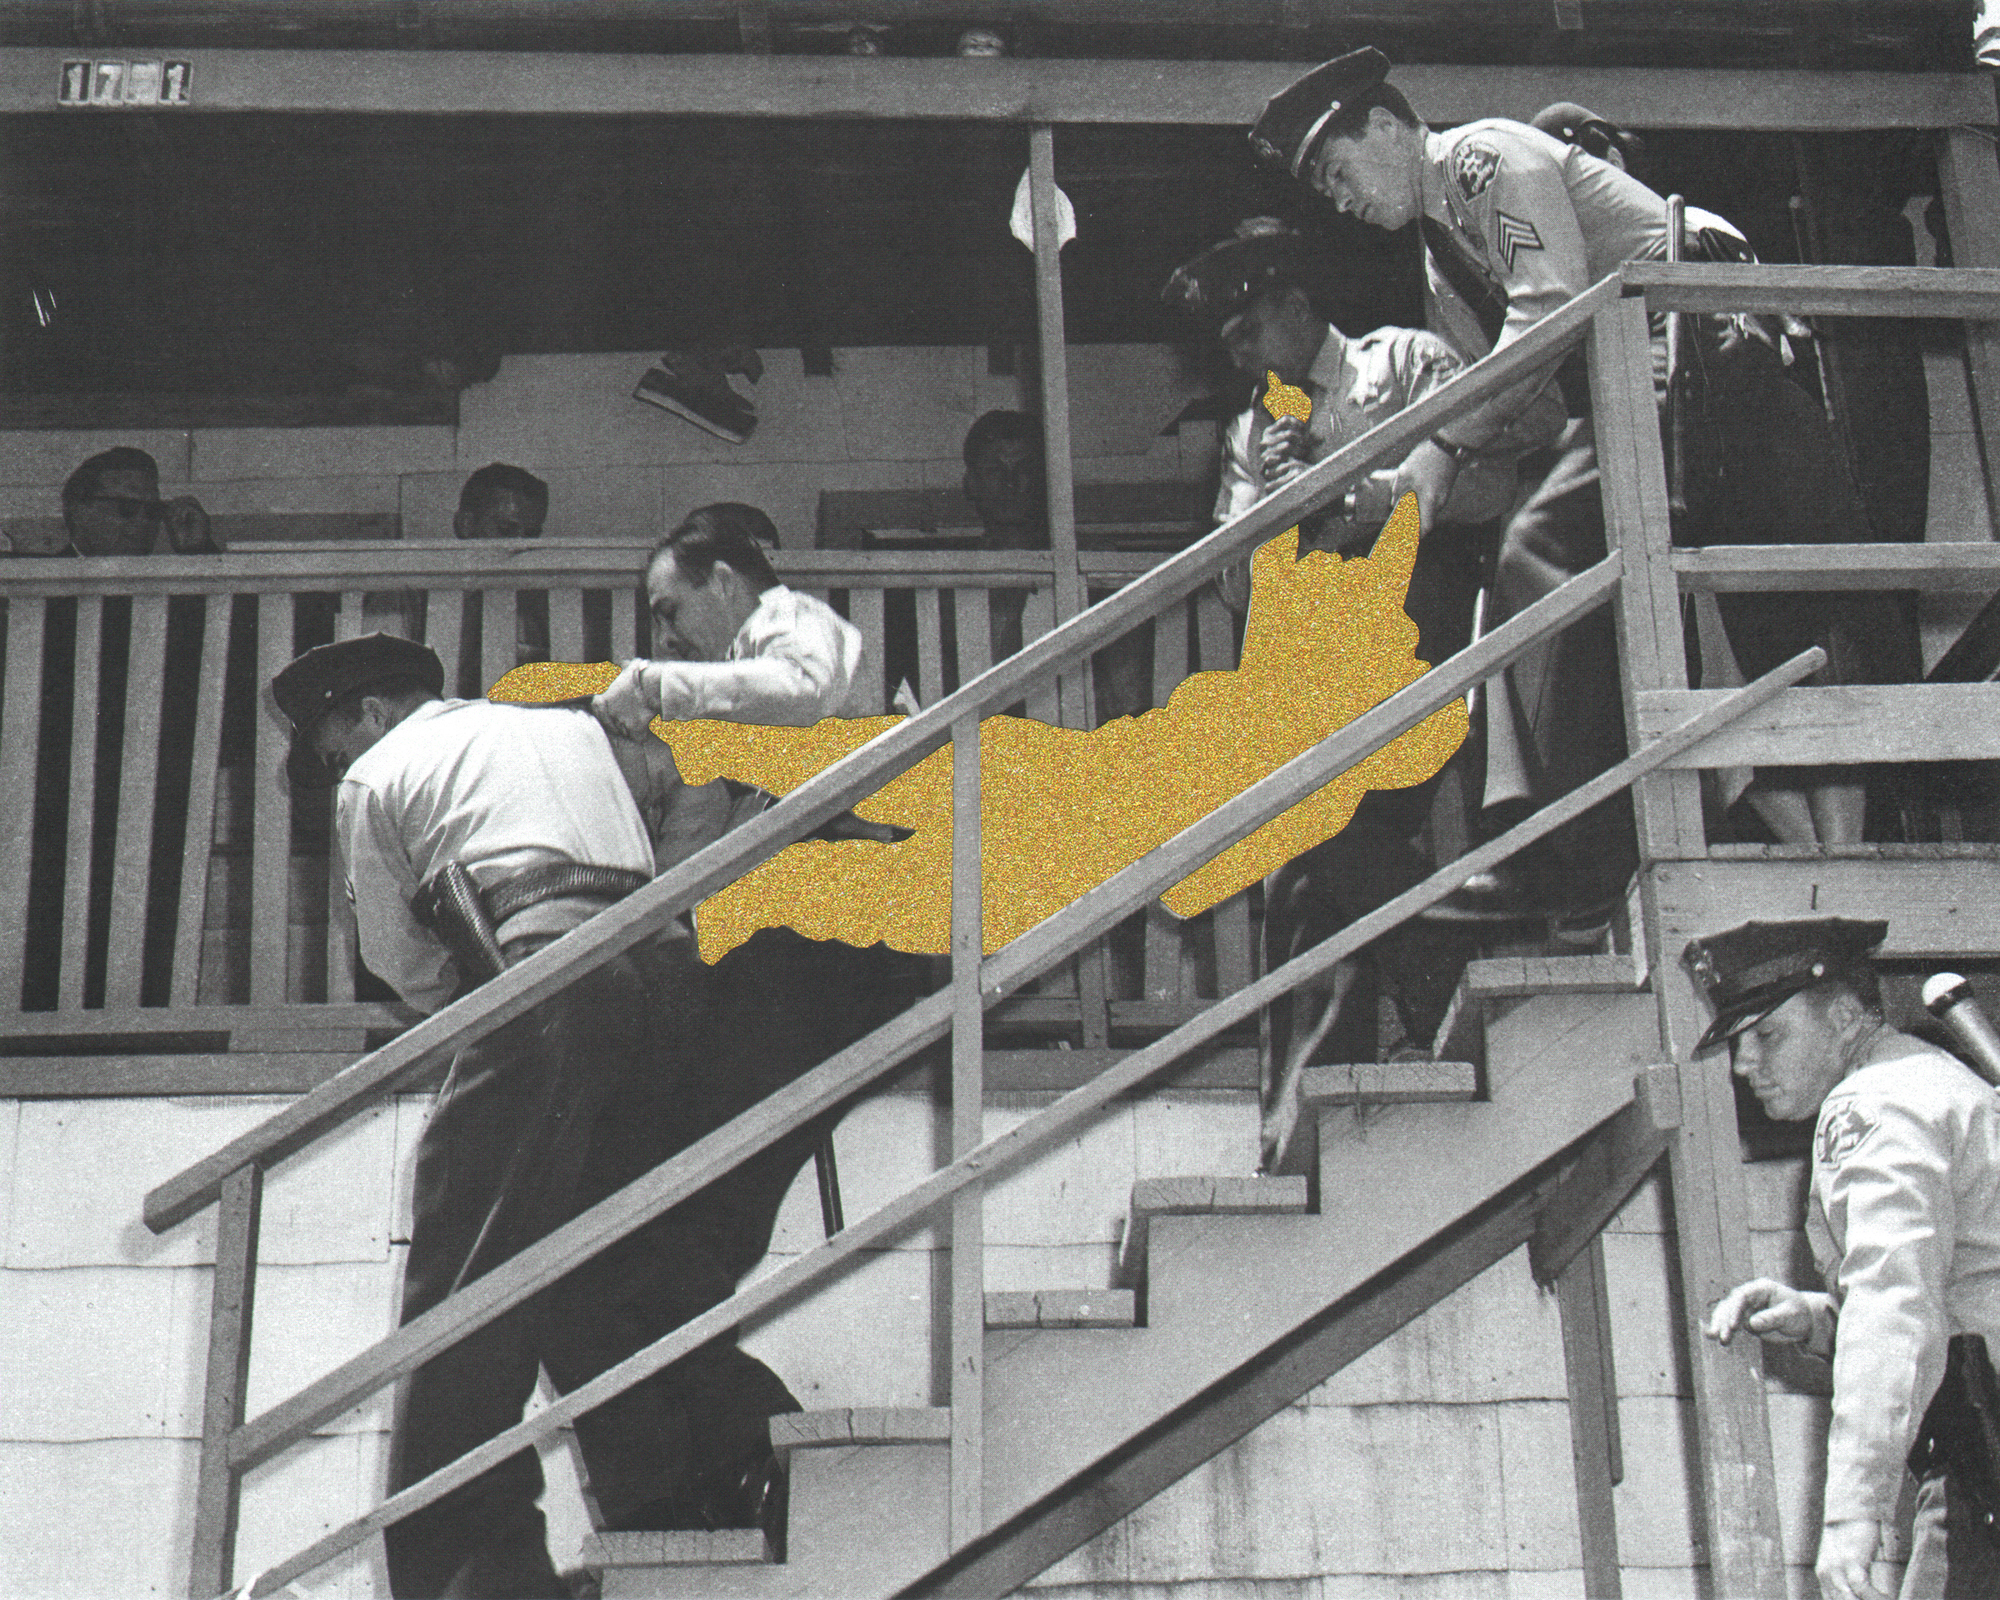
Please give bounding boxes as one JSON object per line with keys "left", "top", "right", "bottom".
{"left": 383, "top": 1015, "right": 564, "bottom": 1599}
{"left": 1481, "top": 423, "right": 1634, "bottom": 905}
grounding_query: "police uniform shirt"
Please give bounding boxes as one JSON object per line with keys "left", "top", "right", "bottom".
{"left": 337, "top": 698, "right": 657, "bottom": 1013}
{"left": 1215, "top": 323, "right": 1462, "bottom": 523}
{"left": 1215, "top": 320, "right": 1565, "bottom": 528}
{"left": 1807, "top": 1049, "right": 2000, "bottom": 1524}
{"left": 642, "top": 583, "right": 863, "bottom": 726}
{"left": 1417, "top": 118, "right": 1738, "bottom": 443}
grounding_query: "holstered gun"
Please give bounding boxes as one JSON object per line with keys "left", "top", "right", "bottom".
{"left": 1908, "top": 1333, "right": 2000, "bottom": 1547}
{"left": 411, "top": 861, "right": 508, "bottom": 988}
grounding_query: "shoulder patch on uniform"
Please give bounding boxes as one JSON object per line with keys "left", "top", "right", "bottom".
{"left": 1495, "top": 210, "right": 1544, "bottom": 270}
{"left": 1816, "top": 1101, "right": 1875, "bottom": 1169}
{"left": 1454, "top": 139, "right": 1501, "bottom": 201}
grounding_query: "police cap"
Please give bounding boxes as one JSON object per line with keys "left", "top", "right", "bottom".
{"left": 1162, "top": 220, "right": 1312, "bottom": 329}
{"left": 1682, "top": 917, "right": 1888, "bottom": 1053}
{"left": 1249, "top": 47, "right": 1391, "bottom": 179}
{"left": 271, "top": 632, "right": 445, "bottom": 789}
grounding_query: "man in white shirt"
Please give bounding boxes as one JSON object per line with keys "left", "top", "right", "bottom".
{"left": 1695, "top": 918, "right": 2000, "bottom": 1599}
{"left": 594, "top": 502, "right": 862, "bottom": 735}
{"left": 274, "top": 632, "right": 834, "bottom": 1597}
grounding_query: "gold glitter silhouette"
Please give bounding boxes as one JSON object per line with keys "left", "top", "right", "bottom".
{"left": 494, "top": 375, "right": 1464, "bottom": 962}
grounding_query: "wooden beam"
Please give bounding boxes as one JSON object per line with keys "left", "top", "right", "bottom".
{"left": 949, "top": 713, "right": 985, "bottom": 1549}
{"left": 1673, "top": 541, "right": 2000, "bottom": 591}
{"left": 1555, "top": 1236, "right": 1624, "bottom": 1600}
{"left": 170, "top": 596, "right": 232, "bottom": 1007}
{"left": 1622, "top": 262, "right": 2000, "bottom": 320}
{"left": 1635, "top": 683, "right": 2000, "bottom": 767}
{"left": 1652, "top": 857, "right": 2000, "bottom": 961}
{"left": 0, "top": 1052, "right": 364, "bottom": 1097}
{"left": 188, "top": 1163, "right": 260, "bottom": 1600}
{"left": 0, "top": 50, "right": 1985, "bottom": 130}
{"left": 1937, "top": 129, "right": 2000, "bottom": 546}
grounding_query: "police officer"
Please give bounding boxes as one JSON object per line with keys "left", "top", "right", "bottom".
{"left": 1164, "top": 220, "right": 1546, "bottom": 1137}
{"left": 1691, "top": 918, "right": 2000, "bottom": 1598}
{"left": 1251, "top": 48, "right": 1898, "bottom": 866}
{"left": 274, "top": 633, "right": 821, "bottom": 1596}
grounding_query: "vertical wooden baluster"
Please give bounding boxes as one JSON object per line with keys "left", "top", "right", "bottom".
{"left": 322, "top": 594, "right": 366, "bottom": 1004}
{"left": 1145, "top": 598, "right": 1192, "bottom": 1002}
{"left": 104, "top": 596, "right": 169, "bottom": 1008}
{"left": 57, "top": 597, "right": 103, "bottom": 1011}
{"left": 916, "top": 587, "right": 946, "bottom": 711}
{"left": 948, "top": 712, "right": 984, "bottom": 1547}
{"left": 171, "top": 596, "right": 231, "bottom": 1007}
{"left": 1194, "top": 590, "right": 1252, "bottom": 997}
{"left": 1020, "top": 587, "right": 1059, "bottom": 727}
{"left": 424, "top": 587, "right": 464, "bottom": 699}
{"left": 0, "top": 598, "right": 48, "bottom": 1005}
{"left": 549, "top": 588, "right": 585, "bottom": 664}
{"left": 611, "top": 586, "right": 638, "bottom": 662}
{"left": 481, "top": 590, "right": 518, "bottom": 696}
{"left": 250, "top": 596, "right": 295, "bottom": 1005}
{"left": 188, "top": 1163, "right": 262, "bottom": 1600}
{"left": 953, "top": 583, "right": 994, "bottom": 691}
{"left": 847, "top": 586, "right": 889, "bottom": 715}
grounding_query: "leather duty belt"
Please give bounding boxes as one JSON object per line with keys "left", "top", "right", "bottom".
{"left": 483, "top": 862, "right": 652, "bottom": 927}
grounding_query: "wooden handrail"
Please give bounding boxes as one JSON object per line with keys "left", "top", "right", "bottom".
{"left": 143, "top": 270, "right": 1628, "bottom": 1235}
{"left": 1673, "top": 542, "right": 2000, "bottom": 591}
{"left": 238, "top": 640, "right": 1823, "bottom": 1596}
{"left": 211, "top": 555, "right": 1628, "bottom": 1473}
{"left": 1621, "top": 261, "right": 2000, "bottom": 320}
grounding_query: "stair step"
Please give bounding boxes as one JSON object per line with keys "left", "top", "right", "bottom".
{"left": 770, "top": 1405, "right": 951, "bottom": 1460}
{"left": 1298, "top": 1059, "right": 1480, "bottom": 1108}
{"left": 1119, "top": 1174, "right": 1308, "bottom": 1284}
{"left": 1431, "top": 952, "right": 1648, "bottom": 1064}
{"left": 579, "top": 1529, "right": 769, "bottom": 1569}
{"left": 985, "top": 1288, "right": 1138, "bottom": 1329}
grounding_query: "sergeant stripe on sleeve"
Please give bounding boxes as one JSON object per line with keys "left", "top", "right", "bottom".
{"left": 1495, "top": 211, "right": 1544, "bottom": 270}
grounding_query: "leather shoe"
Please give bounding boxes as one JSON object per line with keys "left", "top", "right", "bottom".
{"left": 1423, "top": 864, "right": 1542, "bottom": 924}
{"left": 691, "top": 1449, "right": 789, "bottom": 1561}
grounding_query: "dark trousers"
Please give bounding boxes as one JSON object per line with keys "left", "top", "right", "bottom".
{"left": 1486, "top": 418, "right": 1637, "bottom": 899}
{"left": 384, "top": 926, "right": 913, "bottom": 1597}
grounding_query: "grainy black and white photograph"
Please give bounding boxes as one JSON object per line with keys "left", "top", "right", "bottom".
{"left": 1, "top": 4, "right": 1998, "bottom": 1597}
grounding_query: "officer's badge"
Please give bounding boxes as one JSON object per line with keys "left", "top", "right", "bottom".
{"left": 1495, "top": 211, "right": 1544, "bottom": 270}
{"left": 1454, "top": 140, "right": 1501, "bottom": 200}
{"left": 1815, "top": 1102, "right": 1874, "bottom": 1169}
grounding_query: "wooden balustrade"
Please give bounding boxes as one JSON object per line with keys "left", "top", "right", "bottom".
{"left": 0, "top": 544, "right": 1252, "bottom": 1065}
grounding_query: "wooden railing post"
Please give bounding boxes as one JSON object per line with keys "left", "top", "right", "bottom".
{"left": 1591, "top": 289, "right": 1784, "bottom": 1597}
{"left": 189, "top": 1163, "right": 262, "bottom": 1599}
{"left": 949, "top": 711, "right": 986, "bottom": 1546}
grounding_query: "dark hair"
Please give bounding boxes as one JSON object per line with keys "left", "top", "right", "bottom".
{"left": 962, "top": 409, "right": 1043, "bottom": 471}
{"left": 458, "top": 462, "right": 549, "bottom": 519}
{"left": 1315, "top": 81, "right": 1420, "bottom": 151}
{"left": 653, "top": 502, "right": 780, "bottom": 590}
{"left": 62, "top": 446, "right": 160, "bottom": 507}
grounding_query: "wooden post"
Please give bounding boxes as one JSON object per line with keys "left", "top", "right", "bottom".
{"left": 1556, "top": 1236, "right": 1624, "bottom": 1599}
{"left": 1027, "top": 122, "right": 1114, "bottom": 1044}
{"left": 250, "top": 596, "right": 296, "bottom": 1005}
{"left": 1591, "top": 292, "right": 1784, "bottom": 1596}
{"left": 189, "top": 1163, "right": 262, "bottom": 1599}
{"left": 949, "top": 711, "right": 985, "bottom": 1546}
{"left": 0, "top": 596, "right": 47, "bottom": 1003}
{"left": 58, "top": 596, "right": 102, "bottom": 1010}
{"left": 104, "top": 594, "right": 169, "bottom": 1008}
{"left": 1936, "top": 127, "right": 2000, "bottom": 540}
{"left": 170, "top": 595, "right": 232, "bottom": 1007}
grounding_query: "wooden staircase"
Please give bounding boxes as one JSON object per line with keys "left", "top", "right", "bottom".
{"left": 576, "top": 953, "right": 1661, "bottom": 1598}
